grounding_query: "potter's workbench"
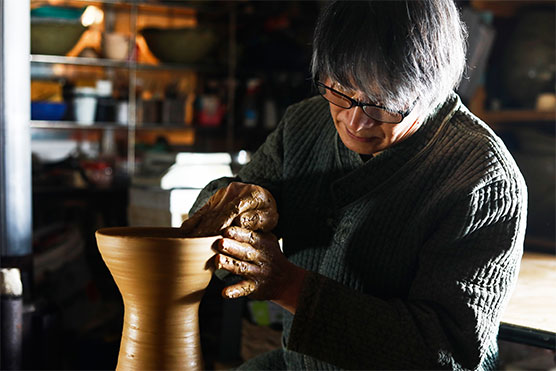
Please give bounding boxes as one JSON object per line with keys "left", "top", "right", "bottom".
{"left": 499, "top": 251, "right": 556, "bottom": 349}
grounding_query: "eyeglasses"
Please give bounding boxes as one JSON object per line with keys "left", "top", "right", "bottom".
{"left": 315, "top": 80, "right": 412, "bottom": 124}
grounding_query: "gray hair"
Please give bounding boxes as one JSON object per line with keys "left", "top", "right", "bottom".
{"left": 311, "top": 0, "right": 467, "bottom": 113}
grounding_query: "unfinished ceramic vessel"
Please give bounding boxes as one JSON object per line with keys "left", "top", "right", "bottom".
{"left": 96, "top": 227, "right": 216, "bottom": 371}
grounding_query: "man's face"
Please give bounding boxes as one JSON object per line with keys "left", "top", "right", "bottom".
{"left": 325, "top": 79, "right": 422, "bottom": 155}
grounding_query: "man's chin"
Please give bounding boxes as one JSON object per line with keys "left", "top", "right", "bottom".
{"left": 342, "top": 138, "right": 382, "bottom": 155}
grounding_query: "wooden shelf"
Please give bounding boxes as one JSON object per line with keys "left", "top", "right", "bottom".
{"left": 135, "top": 127, "right": 195, "bottom": 146}
{"left": 525, "top": 237, "right": 556, "bottom": 252}
{"left": 501, "top": 251, "right": 556, "bottom": 334}
{"left": 137, "top": 125, "right": 195, "bottom": 132}
{"left": 471, "top": 0, "right": 554, "bottom": 17}
{"left": 470, "top": 86, "right": 556, "bottom": 125}
{"left": 478, "top": 110, "right": 555, "bottom": 125}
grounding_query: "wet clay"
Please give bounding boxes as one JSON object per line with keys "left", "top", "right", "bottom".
{"left": 96, "top": 227, "right": 216, "bottom": 371}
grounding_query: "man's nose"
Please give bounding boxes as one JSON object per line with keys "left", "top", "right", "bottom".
{"left": 344, "top": 106, "right": 379, "bottom": 132}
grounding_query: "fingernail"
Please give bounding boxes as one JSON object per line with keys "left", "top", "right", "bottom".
{"left": 221, "top": 239, "right": 233, "bottom": 253}
{"left": 216, "top": 255, "right": 224, "bottom": 269}
{"left": 225, "top": 227, "right": 235, "bottom": 237}
{"left": 228, "top": 290, "right": 239, "bottom": 298}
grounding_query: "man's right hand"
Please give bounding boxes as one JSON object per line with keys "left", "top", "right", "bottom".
{"left": 181, "top": 182, "right": 278, "bottom": 237}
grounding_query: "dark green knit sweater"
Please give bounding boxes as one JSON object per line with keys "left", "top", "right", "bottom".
{"left": 190, "top": 93, "right": 527, "bottom": 370}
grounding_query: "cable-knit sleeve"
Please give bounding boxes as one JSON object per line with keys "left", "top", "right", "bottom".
{"left": 288, "top": 176, "right": 527, "bottom": 369}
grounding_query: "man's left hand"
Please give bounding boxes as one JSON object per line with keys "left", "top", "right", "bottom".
{"left": 214, "top": 226, "right": 306, "bottom": 311}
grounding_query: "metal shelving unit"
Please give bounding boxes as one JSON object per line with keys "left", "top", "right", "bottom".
{"left": 30, "top": 0, "right": 237, "bottom": 176}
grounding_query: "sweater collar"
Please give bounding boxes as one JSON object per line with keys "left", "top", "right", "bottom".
{"left": 331, "top": 93, "right": 461, "bottom": 209}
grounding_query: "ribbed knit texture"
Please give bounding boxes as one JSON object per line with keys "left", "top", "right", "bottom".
{"left": 190, "top": 93, "right": 527, "bottom": 370}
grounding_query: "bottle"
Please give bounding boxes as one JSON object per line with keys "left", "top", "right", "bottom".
{"left": 162, "top": 83, "right": 185, "bottom": 126}
{"left": 197, "top": 80, "right": 224, "bottom": 127}
{"left": 263, "top": 82, "right": 278, "bottom": 131}
{"left": 116, "top": 87, "right": 129, "bottom": 126}
{"left": 73, "top": 86, "right": 97, "bottom": 125}
{"left": 95, "top": 80, "right": 116, "bottom": 123}
{"left": 243, "top": 78, "right": 262, "bottom": 129}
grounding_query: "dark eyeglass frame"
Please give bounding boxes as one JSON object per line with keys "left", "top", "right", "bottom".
{"left": 314, "top": 80, "right": 413, "bottom": 124}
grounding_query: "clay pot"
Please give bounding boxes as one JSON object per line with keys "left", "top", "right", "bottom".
{"left": 96, "top": 227, "right": 217, "bottom": 371}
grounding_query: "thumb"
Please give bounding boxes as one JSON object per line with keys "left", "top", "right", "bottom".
{"left": 222, "top": 279, "right": 257, "bottom": 299}
{"left": 180, "top": 212, "right": 202, "bottom": 236}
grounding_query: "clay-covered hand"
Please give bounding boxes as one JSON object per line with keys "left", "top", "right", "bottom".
{"left": 181, "top": 182, "right": 278, "bottom": 237}
{"left": 214, "top": 226, "right": 306, "bottom": 304}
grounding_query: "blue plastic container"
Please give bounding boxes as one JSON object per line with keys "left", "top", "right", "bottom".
{"left": 31, "top": 102, "right": 67, "bottom": 121}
